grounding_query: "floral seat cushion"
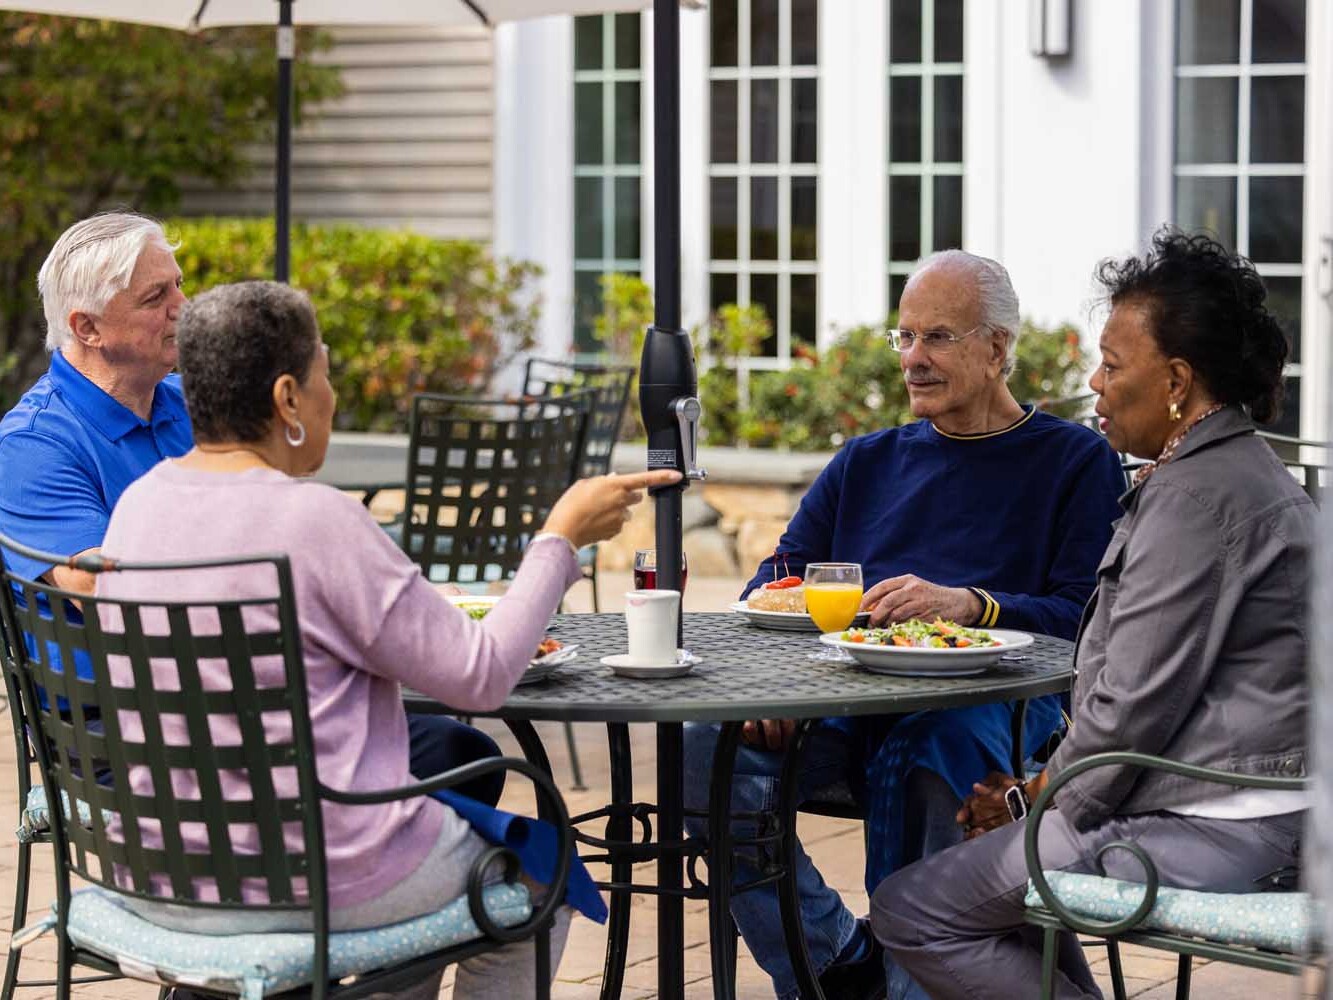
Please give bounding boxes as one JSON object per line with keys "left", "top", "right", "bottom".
{"left": 1025, "top": 871, "right": 1318, "bottom": 956}
{"left": 14, "top": 884, "right": 531, "bottom": 1000}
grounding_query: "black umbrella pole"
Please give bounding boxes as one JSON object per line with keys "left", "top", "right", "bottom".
{"left": 274, "top": 0, "right": 294, "bottom": 283}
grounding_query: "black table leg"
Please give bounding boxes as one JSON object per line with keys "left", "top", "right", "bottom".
{"left": 777, "top": 719, "right": 823, "bottom": 1000}
{"left": 601, "top": 722, "right": 634, "bottom": 1000}
{"left": 1011, "top": 699, "right": 1029, "bottom": 778}
{"left": 658, "top": 722, "right": 685, "bottom": 1000}
{"left": 505, "top": 720, "right": 557, "bottom": 823}
{"left": 707, "top": 721, "right": 744, "bottom": 1000}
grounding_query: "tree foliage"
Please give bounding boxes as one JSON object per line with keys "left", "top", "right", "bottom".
{"left": 0, "top": 13, "right": 341, "bottom": 406}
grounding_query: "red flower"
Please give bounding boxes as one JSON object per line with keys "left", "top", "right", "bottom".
{"left": 784, "top": 383, "right": 799, "bottom": 398}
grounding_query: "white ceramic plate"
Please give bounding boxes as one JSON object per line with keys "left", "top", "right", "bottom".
{"left": 600, "top": 649, "right": 701, "bottom": 679}
{"left": 817, "top": 629, "right": 1035, "bottom": 677}
{"left": 517, "top": 644, "right": 577, "bottom": 685}
{"left": 728, "top": 601, "right": 871, "bottom": 632}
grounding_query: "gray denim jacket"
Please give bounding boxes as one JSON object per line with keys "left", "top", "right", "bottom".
{"left": 1046, "top": 406, "right": 1313, "bottom": 831}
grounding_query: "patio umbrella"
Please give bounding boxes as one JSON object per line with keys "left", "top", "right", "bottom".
{"left": 6, "top": 0, "right": 674, "bottom": 280}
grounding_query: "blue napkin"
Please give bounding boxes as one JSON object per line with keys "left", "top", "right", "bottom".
{"left": 432, "top": 789, "right": 607, "bottom": 923}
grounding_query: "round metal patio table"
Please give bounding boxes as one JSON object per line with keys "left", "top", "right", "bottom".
{"left": 406, "top": 611, "right": 1074, "bottom": 1000}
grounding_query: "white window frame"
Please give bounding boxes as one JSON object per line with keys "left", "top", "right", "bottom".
{"left": 573, "top": 13, "right": 645, "bottom": 352}
{"left": 886, "top": 0, "right": 965, "bottom": 303}
{"left": 1172, "top": 0, "right": 1308, "bottom": 432}
{"left": 707, "top": 0, "right": 820, "bottom": 382}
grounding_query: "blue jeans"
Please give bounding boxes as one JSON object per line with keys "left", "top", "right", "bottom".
{"left": 683, "top": 722, "right": 958, "bottom": 1000}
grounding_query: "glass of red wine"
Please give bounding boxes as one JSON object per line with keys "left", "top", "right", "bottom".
{"left": 633, "top": 549, "right": 688, "bottom": 593}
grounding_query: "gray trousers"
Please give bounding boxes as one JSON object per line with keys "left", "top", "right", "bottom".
{"left": 870, "top": 808, "right": 1303, "bottom": 1000}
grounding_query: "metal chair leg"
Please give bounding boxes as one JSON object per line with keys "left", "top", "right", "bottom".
{"left": 563, "top": 721, "right": 586, "bottom": 791}
{"left": 1041, "top": 927, "right": 1058, "bottom": 1000}
{"left": 535, "top": 924, "right": 552, "bottom": 1000}
{"left": 2, "top": 837, "right": 31, "bottom": 997}
{"left": 1106, "top": 939, "right": 1128, "bottom": 1000}
{"left": 1174, "top": 953, "right": 1191, "bottom": 1000}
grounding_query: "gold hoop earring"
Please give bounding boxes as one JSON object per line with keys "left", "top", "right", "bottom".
{"left": 1169, "top": 402, "right": 1181, "bottom": 422}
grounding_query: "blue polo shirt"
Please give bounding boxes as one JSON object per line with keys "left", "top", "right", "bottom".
{"left": 0, "top": 350, "right": 193, "bottom": 581}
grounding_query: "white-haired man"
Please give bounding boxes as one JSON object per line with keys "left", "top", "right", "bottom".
{"left": 684, "top": 251, "right": 1126, "bottom": 1000}
{"left": 0, "top": 213, "right": 510, "bottom": 810}
{"left": 0, "top": 212, "right": 190, "bottom": 590}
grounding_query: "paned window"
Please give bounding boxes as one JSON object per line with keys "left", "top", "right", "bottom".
{"left": 1174, "top": 0, "right": 1306, "bottom": 434}
{"left": 887, "top": 0, "right": 965, "bottom": 311}
{"left": 574, "top": 13, "right": 644, "bottom": 352}
{"left": 708, "top": 0, "right": 819, "bottom": 365}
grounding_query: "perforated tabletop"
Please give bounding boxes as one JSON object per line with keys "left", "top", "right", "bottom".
{"left": 406, "top": 612, "right": 1074, "bottom": 723}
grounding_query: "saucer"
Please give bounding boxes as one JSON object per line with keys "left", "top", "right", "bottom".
{"left": 600, "top": 649, "right": 700, "bottom": 679}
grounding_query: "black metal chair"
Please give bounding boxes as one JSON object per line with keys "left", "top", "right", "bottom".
{"left": 522, "top": 358, "right": 636, "bottom": 612}
{"left": 402, "top": 393, "right": 590, "bottom": 587}
{"left": 0, "top": 532, "right": 570, "bottom": 1000}
{"left": 1257, "top": 430, "right": 1331, "bottom": 505}
{"left": 402, "top": 393, "right": 592, "bottom": 789}
{"left": 1024, "top": 752, "right": 1313, "bottom": 1000}
{"left": 0, "top": 581, "right": 122, "bottom": 996}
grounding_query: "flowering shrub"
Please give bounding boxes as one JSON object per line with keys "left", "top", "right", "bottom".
{"left": 170, "top": 218, "right": 542, "bottom": 431}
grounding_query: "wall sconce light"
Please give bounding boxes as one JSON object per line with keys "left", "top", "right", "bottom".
{"left": 1028, "top": 0, "right": 1072, "bottom": 58}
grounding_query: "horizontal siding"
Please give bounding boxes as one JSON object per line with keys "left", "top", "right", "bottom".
{"left": 179, "top": 25, "right": 495, "bottom": 244}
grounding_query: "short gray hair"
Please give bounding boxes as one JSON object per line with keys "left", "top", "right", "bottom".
{"left": 37, "top": 213, "right": 178, "bottom": 351}
{"left": 906, "top": 250, "right": 1022, "bottom": 374}
{"left": 177, "top": 281, "right": 320, "bottom": 444}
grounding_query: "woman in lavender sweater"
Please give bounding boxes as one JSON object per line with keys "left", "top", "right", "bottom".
{"left": 98, "top": 280, "right": 679, "bottom": 999}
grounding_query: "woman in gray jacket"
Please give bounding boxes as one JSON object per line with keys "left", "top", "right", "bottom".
{"left": 870, "top": 229, "right": 1311, "bottom": 999}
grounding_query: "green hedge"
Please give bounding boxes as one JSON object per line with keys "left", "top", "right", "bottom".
{"left": 168, "top": 218, "right": 542, "bottom": 431}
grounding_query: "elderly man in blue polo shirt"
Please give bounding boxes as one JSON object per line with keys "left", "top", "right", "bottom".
{"left": 0, "top": 213, "right": 191, "bottom": 589}
{"left": 0, "top": 212, "right": 505, "bottom": 802}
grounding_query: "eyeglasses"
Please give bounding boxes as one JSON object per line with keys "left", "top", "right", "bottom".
{"left": 886, "top": 323, "right": 992, "bottom": 354}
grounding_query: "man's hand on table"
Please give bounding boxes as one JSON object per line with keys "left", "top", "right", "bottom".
{"left": 741, "top": 719, "right": 797, "bottom": 751}
{"left": 860, "top": 575, "right": 983, "bottom": 627}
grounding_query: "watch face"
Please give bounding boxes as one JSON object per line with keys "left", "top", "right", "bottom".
{"left": 1004, "top": 783, "right": 1028, "bottom": 821}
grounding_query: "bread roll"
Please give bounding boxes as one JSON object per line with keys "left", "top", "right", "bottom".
{"left": 746, "top": 585, "right": 807, "bottom": 613}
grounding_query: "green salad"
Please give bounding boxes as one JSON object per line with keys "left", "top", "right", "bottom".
{"left": 839, "top": 618, "right": 1000, "bottom": 648}
{"left": 457, "top": 603, "right": 491, "bottom": 621}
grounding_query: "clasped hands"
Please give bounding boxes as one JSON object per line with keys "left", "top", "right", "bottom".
{"left": 956, "top": 769, "right": 1049, "bottom": 840}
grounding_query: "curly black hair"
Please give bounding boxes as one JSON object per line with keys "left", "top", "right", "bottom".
{"left": 177, "top": 281, "right": 320, "bottom": 443}
{"left": 1094, "top": 228, "right": 1289, "bottom": 424}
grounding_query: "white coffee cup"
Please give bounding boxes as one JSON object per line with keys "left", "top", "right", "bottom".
{"left": 624, "top": 589, "right": 680, "bottom": 666}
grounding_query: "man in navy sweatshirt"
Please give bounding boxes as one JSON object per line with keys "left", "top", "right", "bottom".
{"left": 684, "top": 250, "right": 1125, "bottom": 1000}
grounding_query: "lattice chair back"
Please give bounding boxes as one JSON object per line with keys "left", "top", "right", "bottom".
{"left": 404, "top": 394, "right": 591, "bottom": 585}
{"left": 522, "top": 358, "right": 635, "bottom": 478}
{"left": 0, "top": 534, "right": 337, "bottom": 977}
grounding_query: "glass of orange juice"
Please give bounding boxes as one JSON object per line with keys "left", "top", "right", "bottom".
{"left": 804, "top": 562, "right": 864, "bottom": 633}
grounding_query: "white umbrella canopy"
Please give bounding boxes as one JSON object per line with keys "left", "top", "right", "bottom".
{"left": 8, "top": 0, "right": 660, "bottom": 29}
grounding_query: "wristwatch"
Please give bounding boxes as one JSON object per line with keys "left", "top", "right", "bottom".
{"left": 1004, "top": 782, "right": 1031, "bottom": 822}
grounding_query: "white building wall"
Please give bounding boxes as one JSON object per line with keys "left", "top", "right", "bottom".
{"left": 493, "top": 17, "right": 575, "bottom": 370}
{"left": 964, "top": 0, "right": 1156, "bottom": 331}
{"left": 818, "top": 0, "right": 888, "bottom": 340}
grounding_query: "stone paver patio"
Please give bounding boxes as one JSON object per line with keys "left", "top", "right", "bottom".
{"left": 0, "top": 571, "right": 1313, "bottom": 998}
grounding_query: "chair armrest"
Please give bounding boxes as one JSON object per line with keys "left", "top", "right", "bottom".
{"left": 1024, "top": 750, "right": 1306, "bottom": 936}
{"left": 321, "top": 755, "right": 572, "bottom": 944}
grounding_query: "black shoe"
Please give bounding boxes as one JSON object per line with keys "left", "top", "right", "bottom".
{"left": 817, "top": 919, "right": 887, "bottom": 1000}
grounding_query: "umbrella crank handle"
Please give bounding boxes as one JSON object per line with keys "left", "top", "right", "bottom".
{"left": 672, "top": 397, "right": 707, "bottom": 483}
